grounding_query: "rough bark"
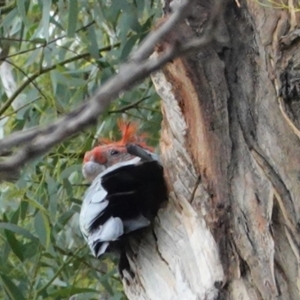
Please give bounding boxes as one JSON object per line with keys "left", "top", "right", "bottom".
{"left": 122, "top": 1, "right": 300, "bottom": 299}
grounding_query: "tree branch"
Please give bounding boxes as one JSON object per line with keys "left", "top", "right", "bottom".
{"left": 0, "top": 0, "right": 226, "bottom": 179}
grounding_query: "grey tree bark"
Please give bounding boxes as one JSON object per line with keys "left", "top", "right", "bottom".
{"left": 122, "top": 1, "right": 300, "bottom": 299}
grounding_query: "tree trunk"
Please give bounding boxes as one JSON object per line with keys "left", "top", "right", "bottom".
{"left": 122, "top": 1, "right": 300, "bottom": 299}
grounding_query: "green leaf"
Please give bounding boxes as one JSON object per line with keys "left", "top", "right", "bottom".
{"left": 0, "top": 273, "right": 25, "bottom": 300}
{"left": 120, "top": 34, "right": 139, "bottom": 61}
{"left": 41, "top": 0, "right": 51, "bottom": 40}
{"left": 54, "top": 207, "right": 76, "bottom": 234}
{"left": 49, "top": 14, "right": 64, "bottom": 31}
{"left": 135, "top": 0, "right": 145, "bottom": 14}
{"left": 1, "top": 7, "right": 18, "bottom": 32}
{"left": 4, "top": 230, "right": 24, "bottom": 261}
{"left": 55, "top": 209, "right": 76, "bottom": 231}
{"left": 48, "top": 287, "right": 98, "bottom": 298}
{"left": 34, "top": 211, "right": 51, "bottom": 249}
{"left": 44, "top": 45, "right": 56, "bottom": 67}
{"left": 87, "top": 26, "right": 100, "bottom": 59}
{"left": 50, "top": 70, "right": 58, "bottom": 94}
{"left": 111, "top": 0, "right": 129, "bottom": 11}
{"left": 20, "top": 201, "right": 29, "bottom": 221}
{"left": 16, "top": 0, "right": 29, "bottom": 27}
{"left": 10, "top": 207, "right": 20, "bottom": 224}
{"left": 24, "top": 48, "right": 42, "bottom": 68}
{"left": 112, "top": 293, "right": 126, "bottom": 300}
{"left": 100, "top": 273, "right": 114, "bottom": 295}
{"left": 30, "top": 38, "right": 47, "bottom": 45}
{"left": 0, "top": 223, "right": 37, "bottom": 241}
{"left": 24, "top": 197, "right": 49, "bottom": 215}
{"left": 67, "top": 0, "right": 78, "bottom": 37}
{"left": 60, "top": 164, "right": 81, "bottom": 180}
{"left": 46, "top": 175, "right": 58, "bottom": 218}
{"left": 69, "top": 200, "right": 81, "bottom": 209}
{"left": 21, "top": 241, "right": 39, "bottom": 259}
{"left": 62, "top": 178, "right": 73, "bottom": 198}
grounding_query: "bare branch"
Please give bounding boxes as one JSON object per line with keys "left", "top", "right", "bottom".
{"left": 0, "top": 0, "right": 227, "bottom": 179}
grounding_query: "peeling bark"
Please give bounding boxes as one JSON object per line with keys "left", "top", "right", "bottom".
{"left": 123, "top": 1, "right": 300, "bottom": 299}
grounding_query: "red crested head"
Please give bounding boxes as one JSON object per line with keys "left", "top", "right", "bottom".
{"left": 82, "top": 120, "right": 153, "bottom": 181}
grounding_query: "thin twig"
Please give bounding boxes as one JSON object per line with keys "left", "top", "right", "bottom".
{"left": 0, "top": 97, "right": 41, "bottom": 121}
{"left": 34, "top": 246, "right": 84, "bottom": 298}
{"left": 108, "top": 97, "right": 150, "bottom": 114}
{"left": 4, "top": 60, "right": 48, "bottom": 101}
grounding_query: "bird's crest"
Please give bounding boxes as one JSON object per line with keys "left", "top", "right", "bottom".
{"left": 99, "top": 120, "right": 153, "bottom": 151}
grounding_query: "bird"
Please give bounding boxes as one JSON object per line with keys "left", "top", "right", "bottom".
{"left": 79, "top": 120, "right": 167, "bottom": 274}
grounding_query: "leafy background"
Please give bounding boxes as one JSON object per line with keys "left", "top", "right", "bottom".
{"left": 0, "top": 0, "right": 162, "bottom": 299}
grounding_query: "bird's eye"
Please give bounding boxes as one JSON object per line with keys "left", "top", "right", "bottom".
{"left": 110, "top": 149, "right": 120, "bottom": 156}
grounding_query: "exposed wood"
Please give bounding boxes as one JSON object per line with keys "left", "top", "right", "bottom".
{"left": 123, "top": 66, "right": 224, "bottom": 300}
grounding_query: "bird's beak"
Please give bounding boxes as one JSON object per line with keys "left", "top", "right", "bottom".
{"left": 82, "top": 161, "right": 105, "bottom": 182}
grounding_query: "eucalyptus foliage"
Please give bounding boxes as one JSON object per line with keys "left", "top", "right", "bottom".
{"left": 0, "top": 1, "right": 162, "bottom": 299}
